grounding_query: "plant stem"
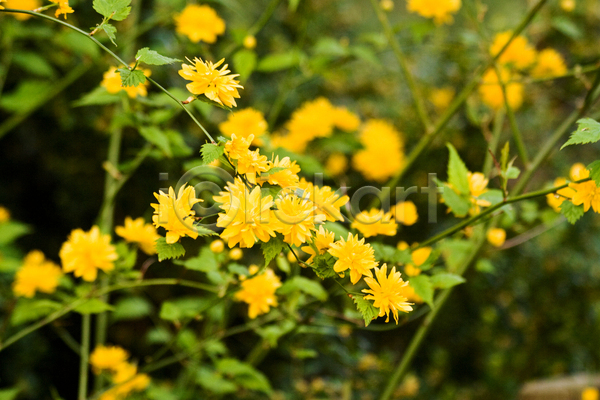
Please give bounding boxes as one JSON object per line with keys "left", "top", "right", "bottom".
{"left": 369, "top": 0, "right": 431, "bottom": 132}
{"left": 482, "top": 109, "right": 506, "bottom": 176}
{"left": 78, "top": 314, "right": 91, "bottom": 400}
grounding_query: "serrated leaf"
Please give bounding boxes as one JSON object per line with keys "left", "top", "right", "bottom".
{"left": 408, "top": 275, "right": 434, "bottom": 307}
{"left": 136, "top": 47, "right": 181, "bottom": 65}
{"left": 560, "top": 200, "right": 585, "bottom": 224}
{"left": 561, "top": 118, "right": 600, "bottom": 149}
{"left": 430, "top": 273, "right": 465, "bottom": 289}
{"left": 587, "top": 160, "right": 600, "bottom": 186}
{"left": 311, "top": 252, "right": 337, "bottom": 279}
{"left": 192, "top": 223, "right": 217, "bottom": 237}
{"left": 155, "top": 237, "right": 186, "bottom": 261}
{"left": 441, "top": 184, "right": 471, "bottom": 217}
{"left": 200, "top": 143, "right": 224, "bottom": 165}
{"left": 139, "top": 126, "right": 172, "bottom": 157}
{"left": 279, "top": 276, "right": 328, "bottom": 301}
{"left": 74, "top": 298, "right": 115, "bottom": 315}
{"left": 93, "top": 0, "right": 131, "bottom": 21}
{"left": 261, "top": 235, "right": 285, "bottom": 266}
{"left": 101, "top": 23, "right": 117, "bottom": 46}
{"left": 447, "top": 143, "right": 470, "bottom": 195}
{"left": 118, "top": 68, "right": 146, "bottom": 88}
{"left": 353, "top": 295, "right": 379, "bottom": 327}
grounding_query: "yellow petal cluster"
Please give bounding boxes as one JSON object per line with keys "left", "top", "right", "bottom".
{"left": 490, "top": 31, "right": 537, "bottom": 70}
{"left": 13, "top": 250, "right": 63, "bottom": 298}
{"left": 531, "top": 49, "right": 568, "bottom": 79}
{"left": 325, "top": 153, "right": 348, "bottom": 177}
{"left": 301, "top": 226, "right": 335, "bottom": 263}
{"left": 115, "top": 217, "right": 160, "bottom": 255}
{"left": 234, "top": 269, "right": 281, "bottom": 319}
{"left": 258, "top": 156, "right": 300, "bottom": 188}
{"left": 328, "top": 233, "right": 377, "bottom": 284}
{"left": 151, "top": 185, "right": 203, "bottom": 244}
{"left": 362, "top": 264, "right": 413, "bottom": 324}
{"left": 91, "top": 345, "right": 150, "bottom": 400}
{"left": 275, "top": 193, "right": 326, "bottom": 247}
{"left": 393, "top": 201, "right": 418, "bottom": 226}
{"left": 49, "top": 0, "right": 73, "bottom": 19}
{"left": 90, "top": 345, "right": 129, "bottom": 373}
{"left": 479, "top": 67, "right": 524, "bottom": 110}
{"left": 174, "top": 4, "right": 225, "bottom": 43}
{"left": 486, "top": 228, "right": 506, "bottom": 247}
{"left": 101, "top": 66, "right": 151, "bottom": 98}
{"left": 353, "top": 119, "right": 404, "bottom": 182}
{"left": 546, "top": 177, "right": 575, "bottom": 212}
{"left": 4, "top": 0, "right": 40, "bottom": 20}
{"left": 218, "top": 108, "right": 268, "bottom": 145}
{"left": 224, "top": 134, "right": 270, "bottom": 184}
{"left": 59, "top": 226, "right": 118, "bottom": 282}
{"left": 298, "top": 178, "right": 349, "bottom": 222}
{"left": 570, "top": 180, "right": 600, "bottom": 213}
{"left": 406, "top": 0, "right": 461, "bottom": 25}
{"left": 179, "top": 57, "right": 242, "bottom": 108}
{"left": 351, "top": 208, "right": 397, "bottom": 238}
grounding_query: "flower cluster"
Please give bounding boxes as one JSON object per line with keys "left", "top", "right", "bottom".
{"left": 546, "top": 163, "right": 589, "bottom": 212}
{"left": 13, "top": 250, "right": 63, "bottom": 298}
{"left": 353, "top": 119, "right": 405, "bottom": 182}
{"left": 115, "top": 216, "right": 160, "bottom": 255}
{"left": 406, "top": 0, "right": 462, "bottom": 25}
{"left": 49, "top": 0, "right": 73, "bottom": 19}
{"left": 219, "top": 107, "right": 268, "bottom": 145}
{"left": 151, "top": 185, "right": 203, "bottom": 244}
{"left": 90, "top": 345, "right": 150, "bottom": 400}
{"left": 179, "top": 57, "right": 242, "bottom": 108}
{"left": 234, "top": 267, "right": 282, "bottom": 319}
{"left": 59, "top": 226, "right": 118, "bottom": 282}
{"left": 174, "top": 4, "right": 225, "bottom": 44}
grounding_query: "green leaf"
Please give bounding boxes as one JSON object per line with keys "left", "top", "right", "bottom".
{"left": 430, "top": 273, "right": 465, "bottom": 289}
{"left": 12, "top": 51, "right": 55, "bottom": 78}
{"left": 101, "top": 23, "right": 117, "bottom": 46}
{"left": 505, "top": 166, "right": 520, "bottom": 179}
{"left": 409, "top": 275, "right": 434, "bottom": 307}
{"left": 112, "top": 297, "right": 153, "bottom": 321}
{"left": 155, "top": 237, "right": 186, "bottom": 262}
{"left": 560, "top": 200, "right": 585, "bottom": 224}
{"left": 115, "top": 241, "right": 136, "bottom": 270}
{"left": 371, "top": 243, "right": 412, "bottom": 264}
{"left": 587, "top": 160, "right": 600, "bottom": 186}
{"left": 561, "top": 118, "right": 600, "bottom": 149}
{"left": 261, "top": 235, "right": 285, "bottom": 266}
{"left": 0, "top": 80, "right": 52, "bottom": 113}
{"left": 139, "top": 126, "right": 172, "bottom": 157}
{"left": 322, "top": 221, "right": 349, "bottom": 240}
{"left": 441, "top": 183, "right": 471, "bottom": 217}
{"left": 0, "top": 388, "right": 20, "bottom": 400}
{"left": 500, "top": 142, "right": 510, "bottom": 172}
{"left": 200, "top": 143, "right": 224, "bottom": 165}
{"left": 440, "top": 239, "right": 472, "bottom": 272}
{"left": 93, "top": 0, "right": 131, "bottom": 21}
{"left": 478, "top": 189, "right": 504, "bottom": 206}
{"left": 352, "top": 295, "right": 379, "bottom": 327}
{"left": 216, "top": 358, "right": 272, "bottom": 394}
{"left": 551, "top": 16, "right": 583, "bottom": 40}
{"left": 136, "top": 47, "right": 181, "bottom": 65}
{"left": 279, "top": 276, "right": 328, "bottom": 301}
{"left": 178, "top": 246, "right": 218, "bottom": 272}
{"left": 275, "top": 254, "right": 291, "bottom": 274}
{"left": 232, "top": 49, "right": 257, "bottom": 82}
{"left": 256, "top": 319, "right": 296, "bottom": 347}
{"left": 257, "top": 49, "right": 303, "bottom": 72}
{"left": 160, "top": 297, "right": 212, "bottom": 322}
{"left": 446, "top": 144, "right": 470, "bottom": 195}
{"left": 192, "top": 223, "right": 218, "bottom": 237}
{"left": 11, "top": 299, "right": 62, "bottom": 326}
{"left": 0, "top": 221, "right": 31, "bottom": 245}
{"left": 74, "top": 298, "right": 114, "bottom": 315}
{"left": 73, "top": 86, "right": 121, "bottom": 107}
{"left": 196, "top": 367, "right": 237, "bottom": 394}
{"left": 311, "top": 252, "right": 337, "bottom": 279}
{"left": 476, "top": 258, "right": 496, "bottom": 274}
{"left": 288, "top": 0, "right": 300, "bottom": 11}
{"left": 118, "top": 68, "right": 146, "bottom": 87}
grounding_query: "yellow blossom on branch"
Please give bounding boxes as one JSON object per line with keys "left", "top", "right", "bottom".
{"left": 486, "top": 228, "right": 506, "bottom": 247}
{"left": 258, "top": 155, "right": 300, "bottom": 188}
{"left": 362, "top": 263, "right": 413, "bottom": 324}
{"left": 570, "top": 180, "right": 600, "bottom": 213}
{"left": 218, "top": 108, "right": 268, "bottom": 145}
{"left": 178, "top": 57, "right": 242, "bottom": 108}
{"left": 353, "top": 119, "right": 404, "bottom": 182}
{"left": 100, "top": 362, "right": 150, "bottom": 400}
{"left": 393, "top": 201, "right": 418, "bottom": 226}
{"left": 151, "top": 185, "right": 203, "bottom": 244}
{"left": 235, "top": 269, "right": 281, "bottom": 319}
{"left": 90, "top": 345, "right": 129, "bottom": 373}
{"left": 406, "top": 0, "right": 461, "bottom": 25}
{"left": 59, "top": 226, "right": 118, "bottom": 282}
{"left": 49, "top": 0, "right": 73, "bottom": 19}
{"left": 479, "top": 67, "right": 524, "bottom": 110}
{"left": 174, "top": 4, "right": 225, "bottom": 43}
{"left": 325, "top": 153, "right": 348, "bottom": 177}
{"left": 546, "top": 177, "right": 575, "bottom": 212}
{"left": 301, "top": 226, "right": 335, "bottom": 263}
{"left": 115, "top": 217, "right": 160, "bottom": 255}
{"left": 101, "top": 66, "right": 151, "bottom": 98}
{"left": 12, "top": 250, "right": 63, "bottom": 298}
{"left": 236, "top": 149, "right": 270, "bottom": 184}
{"left": 490, "top": 31, "right": 537, "bottom": 70}
{"left": 298, "top": 179, "right": 349, "bottom": 222}
{"left": 531, "top": 49, "right": 567, "bottom": 78}
{"left": 332, "top": 106, "right": 361, "bottom": 132}
{"left": 213, "top": 178, "right": 246, "bottom": 211}
{"left": 328, "top": 233, "right": 377, "bottom": 284}
{"left": 4, "top": 0, "right": 40, "bottom": 20}
{"left": 274, "top": 193, "right": 326, "bottom": 247}
{"left": 570, "top": 162, "right": 589, "bottom": 181}
{"left": 351, "top": 209, "right": 397, "bottom": 238}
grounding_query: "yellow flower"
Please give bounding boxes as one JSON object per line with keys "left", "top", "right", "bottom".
{"left": 13, "top": 250, "right": 63, "bottom": 298}
{"left": 0, "top": 206, "right": 10, "bottom": 222}
{"left": 351, "top": 208, "right": 397, "bottom": 238}
{"left": 570, "top": 162, "right": 589, "bottom": 181}
{"left": 298, "top": 179, "right": 349, "bottom": 222}
{"left": 49, "top": 0, "right": 73, "bottom": 19}
{"left": 406, "top": 0, "right": 461, "bottom": 25}
{"left": 210, "top": 239, "right": 225, "bottom": 253}
{"left": 546, "top": 177, "right": 575, "bottom": 212}
{"left": 151, "top": 185, "right": 203, "bottom": 244}
{"left": 224, "top": 133, "right": 253, "bottom": 160}
{"left": 4, "top": 0, "right": 40, "bottom": 20}
{"left": 243, "top": 35, "right": 256, "bottom": 49}
{"left": 115, "top": 217, "right": 160, "bottom": 255}
{"left": 274, "top": 193, "right": 326, "bottom": 247}
{"left": 582, "top": 387, "right": 599, "bottom": 400}
{"left": 430, "top": 87, "right": 454, "bottom": 111}
{"left": 101, "top": 66, "right": 151, "bottom": 98}
{"left": 353, "top": 119, "right": 404, "bottom": 182}
{"left": 258, "top": 155, "right": 300, "bottom": 188}
{"left": 90, "top": 345, "right": 129, "bottom": 373}
{"left": 561, "top": 0, "right": 575, "bottom": 12}
{"left": 218, "top": 108, "right": 268, "bottom": 144}
{"left": 332, "top": 107, "right": 361, "bottom": 132}
{"left": 301, "top": 226, "right": 335, "bottom": 263}
{"left": 403, "top": 282, "right": 423, "bottom": 303}
{"left": 216, "top": 185, "right": 278, "bottom": 248}
{"left": 229, "top": 248, "right": 243, "bottom": 260}
{"left": 179, "top": 57, "right": 243, "bottom": 108}
{"left": 393, "top": 201, "right": 418, "bottom": 226}
{"left": 411, "top": 246, "right": 432, "bottom": 267}
{"left": 404, "top": 264, "right": 421, "bottom": 277}
{"left": 270, "top": 131, "right": 311, "bottom": 153}
{"left": 236, "top": 149, "right": 270, "bottom": 184}
{"left": 213, "top": 177, "right": 246, "bottom": 211}
{"left": 490, "top": 31, "right": 537, "bottom": 70}
{"left": 479, "top": 67, "right": 524, "bottom": 110}
{"left": 569, "top": 180, "right": 600, "bottom": 213}
{"left": 531, "top": 49, "right": 567, "bottom": 78}
{"left": 0, "top": 0, "right": 4, "bottom": 10}
{"left": 174, "top": 4, "right": 225, "bottom": 43}
{"left": 60, "top": 226, "right": 118, "bottom": 282}
{"left": 467, "top": 171, "right": 492, "bottom": 213}
{"left": 235, "top": 269, "right": 281, "bottom": 319}
{"left": 328, "top": 233, "right": 377, "bottom": 284}
{"left": 486, "top": 228, "right": 506, "bottom": 247}
{"left": 362, "top": 264, "right": 413, "bottom": 324}
{"left": 100, "top": 362, "right": 150, "bottom": 400}
{"left": 325, "top": 153, "right": 348, "bottom": 176}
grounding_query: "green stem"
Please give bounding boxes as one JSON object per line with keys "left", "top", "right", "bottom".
{"left": 78, "top": 314, "right": 91, "bottom": 400}
{"left": 482, "top": 109, "right": 506, "bottom": 176}
{"left": 369, "top": 0, "right": 431, "bottom": 132}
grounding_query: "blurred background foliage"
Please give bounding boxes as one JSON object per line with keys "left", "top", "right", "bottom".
{"left": 1, "top": 0, "right": 600, "bottom": 399}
